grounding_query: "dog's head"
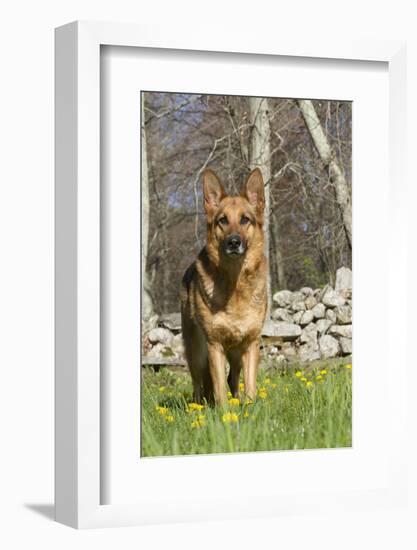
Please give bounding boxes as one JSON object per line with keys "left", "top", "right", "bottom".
{"left": 203, "top": 168, "right": 265, "bottom": 260}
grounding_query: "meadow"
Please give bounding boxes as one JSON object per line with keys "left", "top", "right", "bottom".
{"left": 141, "top": 359, "right": 352, "bottom": 457}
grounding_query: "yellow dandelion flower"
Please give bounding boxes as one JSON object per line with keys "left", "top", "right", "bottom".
{"left": 264, "top": 378, "right": 271, "bottom": 386}
{"left": 295, "top": 371, "right": 303, "bottom": 378}
{"left": 239, "top": 383, "right": 245, "bottom": 391}
{"left": 320, "top": 369, "right": 327, "bottom": 375}
{"left": 191, "top": 415, "right": 206, "bottom": 428}
{"left": 345, "top": 364, "right": 352, "bottom": 369}
{"left": 306, "top": 381, "right": 314, "bottom": 388}
{"left": 187, "top": 402, "right": 204, "bottom": 412}
{"left": 228, "top": 397, "right": 240, "bottom": 407}
{"left": 301, "top": 377, "right": 307, "bottom": 382}
{"left": 227, "top": 391, "right": 232, "bottom": 398}
{"left": 222, "top": 412, "right": 239, "bottom": 424}
{"left": 258, "top": 388, "right": 268, "bottom": 399}
{"left": 316, "top": 374, "right": 323, "bottom": 381}
{"left": 165, "top": 415, "right": 174, "bottom": 423}
{"left": 155, "top": 406, "right": 169, "bottom": 415}
{"left": 158, "top": 386, "right": 166, "bottom": 393}
{"left": 243, "top": 410, "right": 250, "bottom": 418}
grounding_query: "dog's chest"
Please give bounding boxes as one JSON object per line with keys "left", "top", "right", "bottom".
{"left": 209, "top": 299, "right": 264, "bottom": 348}
{"left": 196, "top": 259, "right": 267, "bottom": 347}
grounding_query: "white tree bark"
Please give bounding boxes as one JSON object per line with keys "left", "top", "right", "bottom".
{"left": 141, "top": 97, "right": 154, "bottom": 319}
{"left": 271, "top": 211, "right": 287, "bottom": 289}
{"left": 248, "top": 97, "right": 273, "bottom": 316}
{"left": 297, "top": 99, "right": 352, "bottom": 249}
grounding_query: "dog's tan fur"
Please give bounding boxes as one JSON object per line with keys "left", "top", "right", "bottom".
{"left": 180, "top": 168, "right": 267, "bottom": 405}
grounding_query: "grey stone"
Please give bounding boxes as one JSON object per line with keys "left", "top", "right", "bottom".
{"left": 316, "top": 318, "right": 332, "bottom": 335}
{"left": 305, "top": 295, "right": 317, "bottom": 310}
{"left": 339, "top": 288, "right": 352, "bottom": 300}
{"left": 311, "top": 302, "right": 326, "bottom": 319}
{"left": 300, "top": 310, "right": 314, "bottom": 326}
{"left": 335, "top": 304, "right": 352, "bottom": 325}
{"left": 159, "top": 312, "right": 182, "bottom": 331}
{"left": 339, "top": 337, "right": 352, "bottom": 355}
{"left": 329, "top": 324, "right": 352, "bottom": 338}
{"left": 148, "top": 327, "right": 174, "bottom": 346}
{"left": 319, "top": 335, "right": 340, "bottom": 359}
{"left": 262, "top": 320, "right": 276, "bottom": 336}
{"left": 292, "top": 311, "right": 304, "bottom": 324}
{"left": 291, "top": 300, "right": 306, "bottom": 312}
{"left": 325, "top": 308, "right": 337, "bottom": 323}
{"left": 171, "top": 333, "right": 185, "bottom": 356}
{"left": 262, "top": 321, "right": 301, "bottom": 340}
{"left": 298, "top": 345, "right": 321, "bottom": 362}
{"left": 142, "top": 314, "right": 159, "bottom": 335}
{"left": 300, "top": 323, "right": 318, "bottom": 347}
{"left": 272, "top": 290, "right": 294, "bottom": 307}
{"left": 146, "top": 342, "right": 176, "bottom": 359}
{"left": 291, "top": 291, "right": 304, "bottom": 302}
{"left": 173, "top": 332, "right": 183, "bottom": 344}
{"left": 322, "top": 285, "right": 346, "bottom": 308}
{"left": 146, "top": 342, "right": 164, "bottom": 357}
{"left": 272, "top": 308, "right": 293, "bottom": 323}
{"left": 304, "top": 321, "right": 318, "bottom": 332}
{"left": 335, "top": 267, "right": 352, "bottom": 293}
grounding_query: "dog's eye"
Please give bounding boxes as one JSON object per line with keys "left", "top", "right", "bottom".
{"left": 240, "top": 215, "right": 251, "bottom": 225}
{"left": 218, "top": 216, "right": 228, "bottom": 226}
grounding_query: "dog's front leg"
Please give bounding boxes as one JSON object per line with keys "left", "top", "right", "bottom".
{"left": 242, "top": 340, "right": 260, "bottom": 401}
{"left": 207, "top": 342, "right": 227, "bottom": 406}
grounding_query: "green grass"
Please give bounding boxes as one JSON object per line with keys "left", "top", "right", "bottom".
{"left": 141, "top": 359, "right": 352, "bottom": 457}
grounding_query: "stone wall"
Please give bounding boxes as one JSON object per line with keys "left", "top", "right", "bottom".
{"left": 142, "top": 266, "right": 352, "bottom": 366}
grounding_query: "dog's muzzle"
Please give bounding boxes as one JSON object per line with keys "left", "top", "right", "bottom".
{"left": 224, "top": 234, "right": 245, "bottom": 256}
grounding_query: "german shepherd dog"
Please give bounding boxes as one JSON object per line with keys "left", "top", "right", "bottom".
{"left": 181, "top": 168, "right": 267, "bottom": 406}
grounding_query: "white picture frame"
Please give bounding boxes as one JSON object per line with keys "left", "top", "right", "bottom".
{"left": 55, "top": 20, "right": 407, "bottom": 529}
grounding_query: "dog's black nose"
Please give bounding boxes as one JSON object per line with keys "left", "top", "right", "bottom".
{"left": 227, "top": 234, "right": 241, "bottom": 250}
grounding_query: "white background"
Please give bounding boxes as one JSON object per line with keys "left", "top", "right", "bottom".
{"left": 1, "top": 1, "right": 416, "bottom": 549}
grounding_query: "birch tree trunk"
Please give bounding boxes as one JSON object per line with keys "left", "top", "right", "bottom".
{"left": 141, "top": 97, "right": 154, "bottom": 319}
{"left": 271, "top": 210, "right": 287, "bottom": 289}
{"left": 248, "top": 97, "right": 274, "bottom": 317}
{"left": 297, "top": 99, "right": 352, "bottom": 249}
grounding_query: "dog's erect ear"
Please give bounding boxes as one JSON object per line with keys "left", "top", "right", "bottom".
{"left": 203, "top": 169, "right": 226, "bottom": 217}
{"left": 242, "top": 168, "right": 265, "bottom": 214}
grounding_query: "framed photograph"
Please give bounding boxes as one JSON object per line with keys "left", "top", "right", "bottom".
{"left": 55, "top": 21, "right": 407, "bottom": 528}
